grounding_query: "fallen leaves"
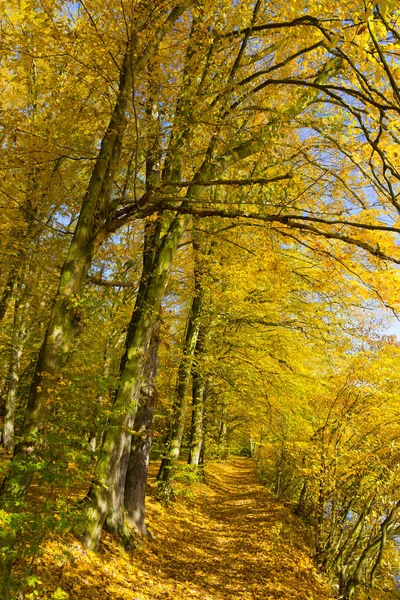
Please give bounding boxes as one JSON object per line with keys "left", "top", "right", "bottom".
{"left": 30, "top": 458, "right": 335, "bottom": 599}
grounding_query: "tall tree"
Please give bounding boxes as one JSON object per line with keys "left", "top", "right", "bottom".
{"left": 0, "top": 2, "right": 193, "bottom": 593}
{"left": 0, "top": 0, "right": 192, "bottom": 506}
{"left": 157, "top": 239, "right": 205, "bottom": 501}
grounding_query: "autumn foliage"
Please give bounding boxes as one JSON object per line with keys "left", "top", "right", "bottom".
{"left": 0, "top": 1, "right": 400, "bottom": 599}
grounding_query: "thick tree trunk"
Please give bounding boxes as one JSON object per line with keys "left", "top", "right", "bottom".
{"left": 104, "top": 414, "right": 134, "bottom": 545}
{"left": 199, "top": 438, "right": 205, "bottom": 467}
{"left": 83, "top": 211, "right": 187, "bottom": 550}
{"left": 124, "top": 318, "right": 160, "bottom": 536}
{"left": 102, "top": 317, "right": 160, "bottom": 544}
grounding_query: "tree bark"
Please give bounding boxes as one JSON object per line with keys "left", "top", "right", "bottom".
{"left": 124, "top": 317, "right": 160, "bottom": 536}
{"left": 2, "top": 291, "right": 30, "bottom": 451}
{"left": 103, "top": 317, "right": 160, "bottom": 544}
{"left": 188, "top": 326, "right": 207, "bottom": 468}
{"left": 104, "top": 413, "right": 134, "bottom": 545}
{"left": 156, "top": 251, "right": 204, "bottom": 498}
{"left": 188, "top": 376, "right": 205, "bottom": 467}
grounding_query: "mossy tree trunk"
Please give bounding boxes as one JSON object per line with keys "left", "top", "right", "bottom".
{"left": 83, "top": 210, "right": 188, "bottom": 550}
{"left": 156, "top": 246, "right": 204, "bottom": 499}
{"left": 104, "top": 412, "right": 135, "bottom": 545}
{"left": 101, "top": 319, "right": 160, "bottom": 547}
{"left": 124, "top": 317, "right": 161, "bottom": 536}
{"left": 103, "top": 317, "right": 160, "bottom": 544}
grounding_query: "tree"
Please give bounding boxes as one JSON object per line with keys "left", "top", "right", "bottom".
{"left": 157, "top": 237, "right": 206, "bottom": 501}
{"left": 0, "top": 1, "right": 193, "bottom": 592}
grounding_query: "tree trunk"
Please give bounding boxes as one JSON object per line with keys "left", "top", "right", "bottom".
{"left": 104, "top": 413, "right": 134, "bottom": 545}
{"left": 188, "top": 376, "right": 205, "bottom": 467}
{"left": 188, "top": 326, "right": 207, "bottom": 468}
{"left": 217, "top": 404, "right": 228, "bottom": 459}
{"left": 124, "top": 318, "right": 160, "bottom": 536}
{"left": 103, "top": 317, "right": 160, "bottom": 544}
{"left": 199, "top": 438, "right": 205, "bottom": 467}
{"left": 2, "top": 292, "right": 29, "bottom": 451}
{"left": 83, "top": 210, "right": 187, "bottom": 550}
{"left": 157, "top": 247, "right": 204, "bottom": 497}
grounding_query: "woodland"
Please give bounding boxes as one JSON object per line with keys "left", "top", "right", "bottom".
{"left": 1, "top": 0, "right": 400, "bottom": 598}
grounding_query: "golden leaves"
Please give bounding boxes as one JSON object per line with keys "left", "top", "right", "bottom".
{"left": 30, "top": 459, "right": 333, "bottom": 600}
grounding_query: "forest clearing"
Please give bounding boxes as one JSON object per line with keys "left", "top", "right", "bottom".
{"left": 1, "top": 0, "right": 400, "bottom": 598}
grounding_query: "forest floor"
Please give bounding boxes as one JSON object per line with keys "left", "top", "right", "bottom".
{"left": 28, "top": 458, "right": 335, "bottom": 600}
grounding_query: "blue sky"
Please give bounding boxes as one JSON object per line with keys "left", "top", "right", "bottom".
{"left": 385, "top": 318, "right": 400, "bottom": 338}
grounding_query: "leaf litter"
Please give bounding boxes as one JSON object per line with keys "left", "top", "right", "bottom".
{"left": 30, "top": 458, "right": 334, "bottom": 599}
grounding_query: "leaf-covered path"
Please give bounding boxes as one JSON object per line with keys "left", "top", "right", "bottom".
{"left": 38, "top": 458, "right": 334, "bottom": 599}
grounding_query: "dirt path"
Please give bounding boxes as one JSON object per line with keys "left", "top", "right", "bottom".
{"left": 38, "top": 458, "right": 334, "bottom": 600}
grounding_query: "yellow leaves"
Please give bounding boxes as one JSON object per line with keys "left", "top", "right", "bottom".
{"left": 368, "top": 18, "right": 387, "bottom": 42}
{"left": 27, "top": 460, "right": 334, "bottom": 600}
{"left": 327, "top": 33, "right": 340, "bottom": 51}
